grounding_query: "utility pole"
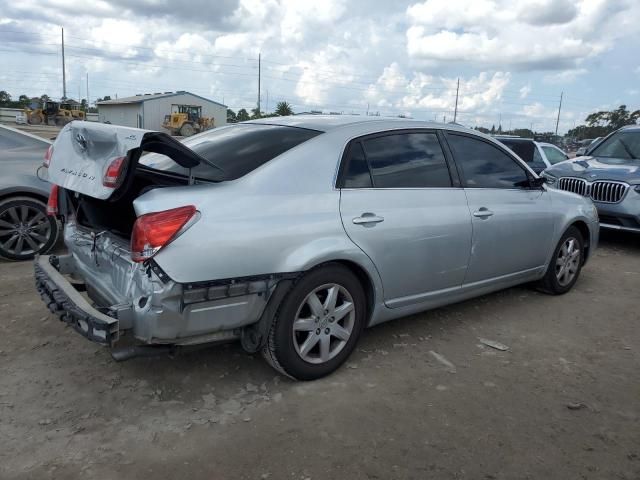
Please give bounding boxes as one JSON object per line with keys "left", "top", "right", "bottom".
{"left": 86, "top": 73, "right": 90, "bottom": 112}
{"left": 555, "top": 91, "right": 563, "bottom": 136}
{"left": 453, "top": 77, "right": 460, "bottom": 122}
{"left": 61, "top": 27, "right": 67, "bottom": 100}
{"left": 257, "top": 53, "right": 261, "bottom": 116}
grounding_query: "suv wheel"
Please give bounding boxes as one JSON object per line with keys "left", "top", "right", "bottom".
{"left": 263, "top": 264, "right": 367, "bottom": 380}
{"left": 0, "top": 197, "right": 59, "bottom": 261}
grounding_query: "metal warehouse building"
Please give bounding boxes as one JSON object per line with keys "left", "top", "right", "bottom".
{"left": 96, "top": 91, "right": 227, "bottom": 131}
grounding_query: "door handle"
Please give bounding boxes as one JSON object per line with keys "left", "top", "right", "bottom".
{"left": 353, "top": 213, "right": 384, "bottom": 225}
{"left": 473, "top": 208, "right": 494, "bottom": 218}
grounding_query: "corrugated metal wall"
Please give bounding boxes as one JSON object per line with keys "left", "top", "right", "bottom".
{"left": 141, "top": 93, "right": 227, "bottom": 131}
{"left": 98, "top": 104, "right": 141, "bottom": 128}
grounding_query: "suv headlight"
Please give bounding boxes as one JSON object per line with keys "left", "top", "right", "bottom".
{"left": 542, "top": 172, "right": 557, "bottom": 186}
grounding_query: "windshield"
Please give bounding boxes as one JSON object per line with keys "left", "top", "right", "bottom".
{"left": 141, "top": 123, "right": 322, "bottom": 181}
{"left": 589, "top": 130, "right": 640, "bottom": 160}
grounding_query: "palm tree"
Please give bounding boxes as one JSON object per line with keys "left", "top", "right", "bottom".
{"left": 275, "top": 101, "right": 293, "bottom": 116}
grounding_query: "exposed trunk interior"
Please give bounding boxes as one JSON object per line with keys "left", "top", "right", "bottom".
{"left": 64, "top": 167, "right": 191, "bottom": 239}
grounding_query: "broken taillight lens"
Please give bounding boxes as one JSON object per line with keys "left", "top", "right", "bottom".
{"left": 103, "top": 156, "right": 126, "bottom": 188}
{"left": 131, "top": 205, "right": 197, "bottom": 263}
{"left": 43, "top": 145, "right": 53, "bottom": 167}
{"left": 47, "top": 184, "right": 59, "bottom": 216}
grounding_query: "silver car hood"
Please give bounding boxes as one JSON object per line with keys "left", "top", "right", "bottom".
{"left": 545, "top": 155, "right": 640, "bottom": 184}
{"left": 45, "top": 121, "right": 221, "bottom": 199}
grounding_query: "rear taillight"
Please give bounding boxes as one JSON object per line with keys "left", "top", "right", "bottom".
{"left": 103, "top": 156, "right": 126, "bottom": 188}
{"left": 131, "top": 205, "right": 197, "bottom": 262}
{"left": 43, "top": 145, "right": 53, "bottom": 167}
{"left": 47, "top": 184, "right": 59, "bottom": 216}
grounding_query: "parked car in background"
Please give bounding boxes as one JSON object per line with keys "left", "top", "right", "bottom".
{"left": 494, "top": 136, "right": 569, "bottom": 173}
{"left": 575, "top": 137, "right": 603, "bottom": 156}
{"left": 36, "top": 118, "right": 598, "bottom": 380}
{"left": 0, "top": 125, "right": 59, "bottom": 260}
{"left": 544, "top": 125, "right": 640, "bottom": 233}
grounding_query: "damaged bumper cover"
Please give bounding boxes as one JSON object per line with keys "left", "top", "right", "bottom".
{"left": 35, "top": 255, "right": 119, "bottom": 346}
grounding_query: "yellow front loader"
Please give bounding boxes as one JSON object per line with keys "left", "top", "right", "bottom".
{"left": 162, "top": 104, "right": 213, "bottom": 137}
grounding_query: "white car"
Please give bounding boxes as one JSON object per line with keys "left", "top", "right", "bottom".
{"left": 494, "top": 136, "right": 569, "bottom": 173}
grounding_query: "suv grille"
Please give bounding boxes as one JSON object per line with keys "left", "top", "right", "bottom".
{"left": 557, "top": 177, "right": 588, "bottom": 196}
{"left": 557, "top": 177, "right": 628, "bottom": 204}
{"left": 590, "top": 181, "right": 628, "bottom": 203}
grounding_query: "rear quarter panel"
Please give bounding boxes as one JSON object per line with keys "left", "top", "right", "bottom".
{"left": 138, "top": 130, "right": 384, "bottom": 294}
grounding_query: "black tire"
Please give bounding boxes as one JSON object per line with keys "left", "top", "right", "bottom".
{"left": 537, "top": 226, "right": 584, "bottom": 295}
{"left": 263, "top": 263, "right": 367, "bottom": 380}
{"left": 0, "top": 197, "right": 59, "bottom": 261}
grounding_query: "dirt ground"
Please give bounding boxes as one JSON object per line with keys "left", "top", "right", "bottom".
{"left": 1, "top": 231, "right": 639, "bottom": 480}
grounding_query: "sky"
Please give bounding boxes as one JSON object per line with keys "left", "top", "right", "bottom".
{"left": 0, "top": 0, "right": 639, "bottom": 133}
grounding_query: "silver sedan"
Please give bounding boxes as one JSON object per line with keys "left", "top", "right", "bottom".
{"left": 36, "top": 117, "right": 599, "bottom": 380}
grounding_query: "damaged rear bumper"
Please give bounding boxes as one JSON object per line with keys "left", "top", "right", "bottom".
{"left": 35, "top": 255, "right": 119, "bottom": 346}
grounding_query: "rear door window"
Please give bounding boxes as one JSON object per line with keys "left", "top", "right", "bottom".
{"left": 446, "top": 133, "right": 530, "bottom": 188}
{"left": 542, "top": 146, "right": 568, "bottom": 164}
{"left": 141, "top": 124, "right": 322, "bottom": 181}
{"left": 359, "top": 132, "right": 452, "bottom": 188}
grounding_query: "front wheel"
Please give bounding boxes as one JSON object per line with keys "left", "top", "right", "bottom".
{"left": 537, "top": 226, "right": 584, "bottom": 295}
{"left": 263, "top": 264, "right": 367, "bottom": 380}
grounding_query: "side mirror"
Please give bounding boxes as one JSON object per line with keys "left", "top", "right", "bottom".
{"left": 530, "top": 176, "right": 546, "bottom": 188}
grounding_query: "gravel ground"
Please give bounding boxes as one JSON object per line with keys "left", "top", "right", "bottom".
{"left": 1, "top": 231, "right": 639, "bottom": 480}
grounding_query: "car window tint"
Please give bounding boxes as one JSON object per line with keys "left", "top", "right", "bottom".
{"left": 343, "top": 142, "right": 373, "bottom": 188}
{"left": 531, "top": 147, "right": 547, "bottom": 170}
{"left": 542, "top": 146, "right": 567, "bottom": 164}
{"left": 499, "top": 140, "right": 534, "bottom": 163}
{"left": 141, "top": 124, "right": 322, "bottom": 181}
{"left": 362, "top": 133, "right": 451, "bottom": 188}
{"left": 446, "top": 134, "right": 529, "bottom": 188}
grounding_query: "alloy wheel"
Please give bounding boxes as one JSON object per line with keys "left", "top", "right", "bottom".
{"left": 555, "top": 237, "right": 581, "bottom": 287}
{"left": 0, "top": 204, "right": 52, "bottom": 257}
{"left": 292, "top": 283, "right": 356, "bottom": 364}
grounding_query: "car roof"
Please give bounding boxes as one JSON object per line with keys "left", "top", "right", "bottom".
{"left": 620, "top": 124, "right": 640, "bottom": 132}
{"left": 245, "top": 114, "right": 446, "bottom": 132}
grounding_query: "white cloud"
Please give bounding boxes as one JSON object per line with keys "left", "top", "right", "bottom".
{"left": 405, "top": 0, "right": 636, "bottom": 70}
{"left": 519, "top": 85, "right": 531, "bottom": 98}
{"left": 544, "top": 68, "right": 588, "bottom": 84}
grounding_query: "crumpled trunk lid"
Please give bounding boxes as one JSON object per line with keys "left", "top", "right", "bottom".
{"left": 45, "top": 121, "right": 220, "bottom": 200}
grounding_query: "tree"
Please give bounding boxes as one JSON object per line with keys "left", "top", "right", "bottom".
{"left": 568, "top": 105, "right": 640, "bottom": 140}
{"left": 250, "top": 107, "right": 262, "bottom": 119}
{"left": 490, "top": 124, "right": 496, "bottom": 134}
{"left": 497, "top": 124, "right": 503, "bottom": 134}
{"left": 275, "top": 101, "right": 293, "bottom": 116}
{"left": 0, "top": 90, "right": 11, "bottom": 106}
{"left": 236, "top": 108, "right": 250, "bottom": 122}
{"left": 227, "top": 108, "right": 237, "bottom": 123}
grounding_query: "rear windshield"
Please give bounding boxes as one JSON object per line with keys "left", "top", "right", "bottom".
{"left": 140, "top": 123, "right": 322, "bottom": 181}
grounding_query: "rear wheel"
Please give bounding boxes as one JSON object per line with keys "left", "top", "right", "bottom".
{"left": 263, "top": 264, "right": 366, "bottom": 380}
{"left": 537, "top": 226, "right": 584, "bottom": 295}
{"left": 180, "top": 123, "right": 195, "bottom": 137}
{"left": 0, "top": 197, "right": 59, "bottom": 261}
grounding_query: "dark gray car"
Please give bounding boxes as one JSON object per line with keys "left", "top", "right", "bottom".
{"left": 0, "top": 125, "right": 59, "bottom": 260}
{"left": 544, "top": 125, "right": 640, "bottom": 233}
